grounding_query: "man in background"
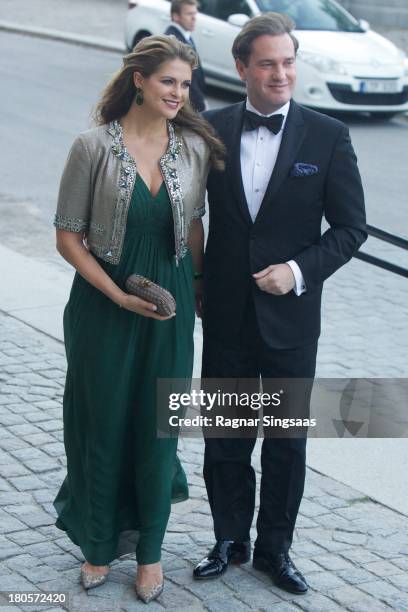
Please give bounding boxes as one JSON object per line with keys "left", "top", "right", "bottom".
{"left": 165, "top": 0, "right": 207, "bottom": 111}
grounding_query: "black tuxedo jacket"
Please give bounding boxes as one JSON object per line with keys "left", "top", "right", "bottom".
{"left": 203, "top": 100, "right": 367, "bottom": 349}
{"left": 164, "top": 25, "right": 206, "bottom": 112}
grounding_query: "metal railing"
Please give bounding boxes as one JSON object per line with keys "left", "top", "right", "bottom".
{"left": 354, "top": 224, "right": 408, "bottom": 278}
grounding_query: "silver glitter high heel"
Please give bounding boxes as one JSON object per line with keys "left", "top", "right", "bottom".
{"left": 135, "top": 580, "right": 164, "bottom": 604}
{"left": 80, "top": 564, "right": 109, "bottom": 590}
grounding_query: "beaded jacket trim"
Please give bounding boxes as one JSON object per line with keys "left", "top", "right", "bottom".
{"left": 54, "top": 214, "right": 88, "bottom": 233}
{"left": 108, "top": 120, "right": 138, "bottom": 264}
{"left": 90, "top": 221, "right": 105, "bottom": 235}
{"left": 192, "top": 204, "right": 206, "bottom": 219}
{"left": 158, "top": 127, "right": 185, "bottom": 264}
{"left": 109, "top": 119, "right": 184, "bottom": 265}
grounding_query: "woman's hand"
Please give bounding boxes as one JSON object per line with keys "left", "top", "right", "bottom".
{"left": 122, "top": 294, "right": 176, "bottom": 321}
{"left": 56, "top": 230, "right": 175, "bottom": 321}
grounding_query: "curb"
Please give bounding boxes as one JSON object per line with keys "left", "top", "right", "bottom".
{"left": 0, "top": 20, "right": 125, "bottom": 54}
{"left": 0, "top": 244, "right": 72, "bottom": 343}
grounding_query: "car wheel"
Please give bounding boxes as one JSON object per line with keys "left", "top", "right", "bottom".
{"left": 131, "top": 30, "right": 151, "bottom": 50}
{"left": 370, "top": 112, "right": 397, "bottom": 121}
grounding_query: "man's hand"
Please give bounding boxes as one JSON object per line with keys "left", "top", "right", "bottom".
{"left": 253, "top": 263, "right": 295, "bottom": 295}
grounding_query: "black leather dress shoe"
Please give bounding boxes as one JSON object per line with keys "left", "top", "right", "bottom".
{"left": 253, "top": 551, "right": 308, "bottom": 594}
{"left": 193, "top": 540, "right": 251, "bottom": 579}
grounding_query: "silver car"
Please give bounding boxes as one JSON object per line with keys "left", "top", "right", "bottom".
{"left": 125, "top": 0, "right": 408, "bottom": 117}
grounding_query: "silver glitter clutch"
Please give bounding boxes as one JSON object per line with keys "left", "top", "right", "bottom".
{"left": 125, "top": 274, "right": 176, "bottom": 317}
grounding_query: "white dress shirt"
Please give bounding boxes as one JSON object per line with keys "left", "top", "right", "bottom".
{"left": 240, "top": 99, "right": 306, "bottom": 296}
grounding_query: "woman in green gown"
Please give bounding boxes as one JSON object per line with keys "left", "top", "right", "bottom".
{"left": 53, "top": 35, "right": 224, "bottom": 603}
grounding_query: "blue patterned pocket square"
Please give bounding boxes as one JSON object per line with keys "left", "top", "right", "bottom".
{"left": 290, "top": 162, "right": 319, "bottom": 177}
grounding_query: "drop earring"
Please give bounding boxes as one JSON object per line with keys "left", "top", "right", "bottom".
{"left": 135, "top": 87, "right": 144, "bottom": 106}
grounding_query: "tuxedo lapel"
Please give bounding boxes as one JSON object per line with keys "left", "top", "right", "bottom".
{"left": 224, "top": 102, "right": 252, "bottom": 226}
{"left": 255, "top": 101, "right": 308, "bottom": 224}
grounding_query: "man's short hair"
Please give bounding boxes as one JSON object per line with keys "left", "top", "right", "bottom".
{"left": 232, "top": 13, "right": 299, "bottom": 65}
{"left": 171, "top": 0, "right": 198, "bottom": 16}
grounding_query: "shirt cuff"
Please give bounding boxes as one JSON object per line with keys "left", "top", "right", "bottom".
{"left": 286, "top": 260, "right": 306, "bottom": 296}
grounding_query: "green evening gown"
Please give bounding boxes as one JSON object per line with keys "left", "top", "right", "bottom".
{"left": 53, "top": 174, "right": 194, "bottom": 565}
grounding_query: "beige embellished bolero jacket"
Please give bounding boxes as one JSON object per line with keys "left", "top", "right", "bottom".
{"left": 54, "top": 120, "right": 210, "bottom": 265}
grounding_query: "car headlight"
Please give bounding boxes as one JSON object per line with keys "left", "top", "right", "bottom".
{"left": 300, "top": 52, "right": 348, "bottom": 76}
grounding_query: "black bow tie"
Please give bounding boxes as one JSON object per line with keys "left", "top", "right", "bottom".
{"left": 243, "top": 110, "right": 284, "bottom": 134}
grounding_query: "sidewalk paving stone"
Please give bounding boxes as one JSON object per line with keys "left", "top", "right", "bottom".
{"left": 296, "top": 592, "right": 346, "bottom": 611}
{"left": 313, "top": 554, "right": 356, "bottom": 572}
{"left": 358, "top": 579, "right": 403, "bottom": 599}
{"left": 387, "top": 574, "right": 408, "bottom": 591}
{"left": 347, "top": 601, "right": 391, "bottom": 612}
{"left": 364, "top": 559, "right": 408, "bottom": 578}
{"left": 336, "top": 567, "right": 379, "bottom": 585}
{"left": 384, "top": 599, "right": 408, "bottom": 612}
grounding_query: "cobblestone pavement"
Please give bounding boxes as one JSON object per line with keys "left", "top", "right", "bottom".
{"left": 317, "top": 254, "right": 408, "bottom": 379}
{"left": 1, "top": 312, "right": 408, "bottom": 611}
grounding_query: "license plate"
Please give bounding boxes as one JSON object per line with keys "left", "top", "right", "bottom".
{"left": 358, "top": 79, "right": 399, "bottom": 94}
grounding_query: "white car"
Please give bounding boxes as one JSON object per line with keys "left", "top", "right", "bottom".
{"left": 125, "top": 0, "right": 408, "bottom": 117}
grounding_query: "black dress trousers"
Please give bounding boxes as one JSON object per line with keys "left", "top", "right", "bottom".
{"left": 202, "top": 297, "right": 318, "bottom": 555}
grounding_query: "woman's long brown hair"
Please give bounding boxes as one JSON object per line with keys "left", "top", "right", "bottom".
{"left": 94, "top": 35, "right": 225, "bottom": 170}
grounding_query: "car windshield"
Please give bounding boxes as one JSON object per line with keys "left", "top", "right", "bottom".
{"left": 256, "top": 0, "right": 364, "bottom": 32}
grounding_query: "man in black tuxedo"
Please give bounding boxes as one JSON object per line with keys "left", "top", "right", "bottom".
{"left": 193, "top": 13, "right": 367, "bottom": 594}
{"left": 164, "top": 0, "right": 206, "bottom": 112}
